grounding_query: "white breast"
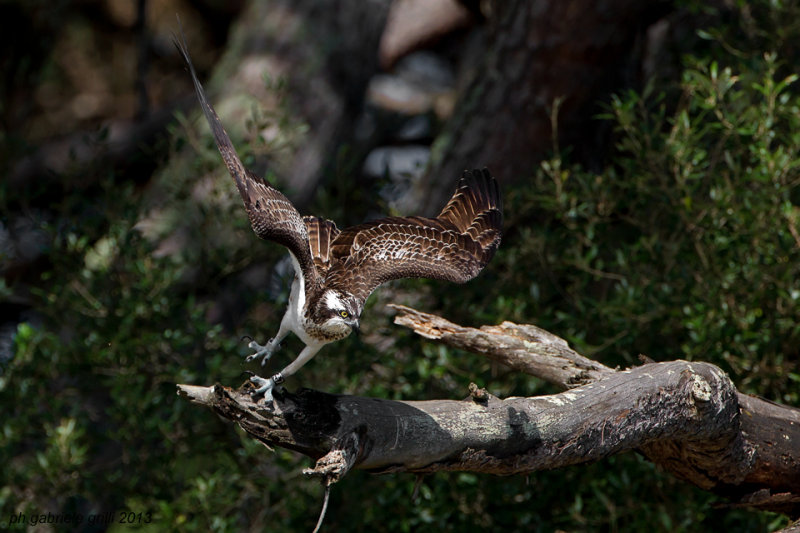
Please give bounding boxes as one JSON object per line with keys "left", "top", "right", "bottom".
{"left": 281, "top": 254, "right": 312, "bottom": 343}
{"left": 280, "top": 254, "right": 346, "bottom": 348}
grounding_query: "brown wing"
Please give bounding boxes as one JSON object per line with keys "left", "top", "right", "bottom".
{"left": 173, "top": 31, "right": 318, "bottom": 287}
{"left": 304, "top": 216, "right": 341, "bottom": 277}
{"left": 437, "top": 167, "right": 503, "bottom": 245}
{"left": 326, "top": 168, "right": 502, "bottom": 304}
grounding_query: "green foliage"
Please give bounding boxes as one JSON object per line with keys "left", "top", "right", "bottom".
{"left": 485, "top": 53, "right": 799, "bottom": 406}
{"left": 1, "top": 182, "right": 251, "bottom": 529}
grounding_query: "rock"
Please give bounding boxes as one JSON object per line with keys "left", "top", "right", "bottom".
{"left": 362, "top": 145, "right": 431, "bottom": 211}
{"left": 367, "top": 51, "right": 456, "bottom": 118}
{"left": 363, "top": 145, "right": 430, "bottom": 182}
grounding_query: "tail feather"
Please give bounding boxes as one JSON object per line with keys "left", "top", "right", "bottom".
{"left": 304, "top": 216, "right": 341, "bottom": 275}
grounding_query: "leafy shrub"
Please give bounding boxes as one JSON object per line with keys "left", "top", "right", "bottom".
{"left": 482, "top": 54, "right": 800, "bottom": 405}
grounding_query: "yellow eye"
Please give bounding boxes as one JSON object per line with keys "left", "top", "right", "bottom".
{"left": 339, "top": 310, "right": 349, "bottom": 318}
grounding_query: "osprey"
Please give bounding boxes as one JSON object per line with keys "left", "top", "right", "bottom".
{"left": 175, "top": 36, "right": 502, "bottom": 403}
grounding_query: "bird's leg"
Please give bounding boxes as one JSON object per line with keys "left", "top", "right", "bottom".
{"left": 251, "top": 344, "right": 322, "bottom": 402}
{"left": 246, "top": 322, "right": 290, "bottom": 366}
{"left": 249, "top": 374, "right": 282, "bottom": 404}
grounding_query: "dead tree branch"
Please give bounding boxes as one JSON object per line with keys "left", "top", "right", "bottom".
{"left": 178, "top": 306, "right": 800, "bottom": 518}
{"left": 389, "top": 303, "right": 613, "bottom": 388}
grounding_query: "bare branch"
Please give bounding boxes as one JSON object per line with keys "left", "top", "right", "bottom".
{"left": 389, "top": 303, "right": 613, "bottom": 388}
{"left": 178, "top": 363, "right": 747, "bottom": 478}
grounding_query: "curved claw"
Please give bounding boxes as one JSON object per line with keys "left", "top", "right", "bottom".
{"left": 245, "top": 338, "right": 280, "bottom": 366}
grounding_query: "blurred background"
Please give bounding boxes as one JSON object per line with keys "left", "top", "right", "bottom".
{"left": 1, "top": 0, "right": 799, "bottom": 531}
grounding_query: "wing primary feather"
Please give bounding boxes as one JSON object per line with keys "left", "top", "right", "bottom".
{"left": 172, "top": 26, "right": 250, "bottom": 203}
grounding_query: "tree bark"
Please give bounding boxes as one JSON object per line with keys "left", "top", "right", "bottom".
{"left": 414, "top": 0, "right": 671, "bottom": 213}
{"left": 177, "top": 306, "right": 800, "bottom": 518}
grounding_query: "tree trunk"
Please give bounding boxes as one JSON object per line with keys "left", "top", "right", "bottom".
{"left": 175, "top": 0, "right": 391, "bottom": 209}
{"left": 177, "top": 305, "right": 800, "bottom": 519}
{"left": 415, "top": 0, "right": 671, "bottom": 213}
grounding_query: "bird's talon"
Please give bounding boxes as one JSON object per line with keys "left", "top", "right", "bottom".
{"left": 249, "top": 375, "right": 276, "bottom": 403}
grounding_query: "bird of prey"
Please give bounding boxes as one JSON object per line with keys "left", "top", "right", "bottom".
{"left": 174, "top": 35, "right": 502, "bottom": 403}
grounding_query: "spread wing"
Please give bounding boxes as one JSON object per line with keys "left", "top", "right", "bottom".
{"left": 326, "top": 168, "right": 502, "bottom": 303}
{"left": 173, "top": 31, "right": 319, "bottom": 287}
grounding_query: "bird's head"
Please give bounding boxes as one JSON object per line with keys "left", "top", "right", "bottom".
{"left": 312, "top": 289, "right": 362, "bottom": 338}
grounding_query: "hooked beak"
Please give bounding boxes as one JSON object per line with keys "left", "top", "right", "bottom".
{"left": 351, "top": 320, "right": 361, "bottom": 337}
